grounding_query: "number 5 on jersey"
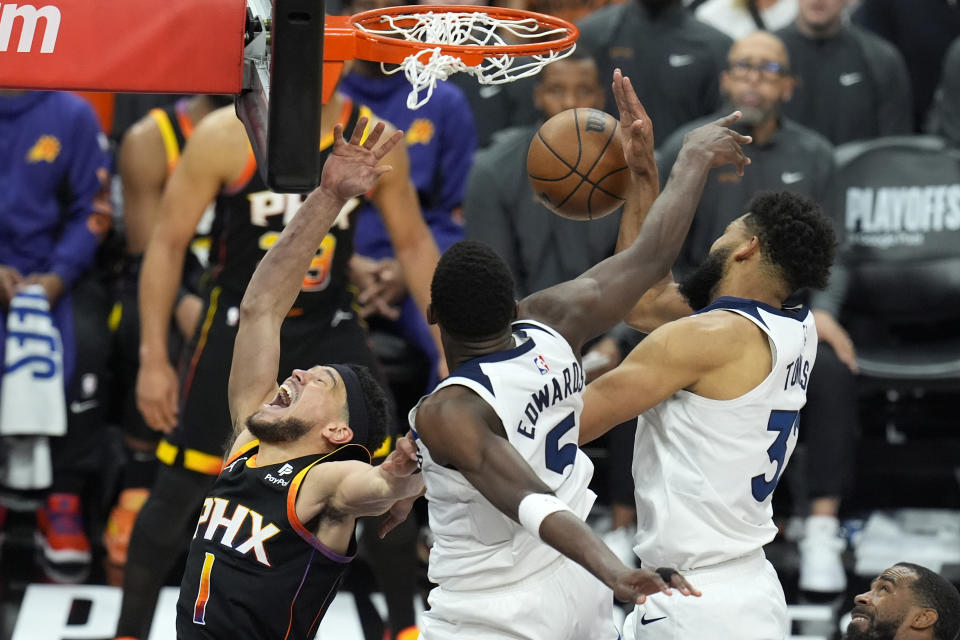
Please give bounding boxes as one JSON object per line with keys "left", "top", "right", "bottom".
{"left": 751, "top": 410, "right": 799, "bottom": 502}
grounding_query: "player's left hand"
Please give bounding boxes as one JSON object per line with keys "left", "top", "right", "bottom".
{"left": 613, "top": 566, "right": 701, "bottom": 604}
{"left": 611, "top": 68, "right": 656, "bottom": 179}
{"left": 320, "top": 117, "right": 404, "bottom": 202}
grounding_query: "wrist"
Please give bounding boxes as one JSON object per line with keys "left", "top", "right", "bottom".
{"left": 139, "top": 343, "right": 169, "bottom": 366}
{"left": 675, "top": 145, "right": 712, "bottom": 170}
{"left": 311, "top": 183, "right": 350, "bottom": 208}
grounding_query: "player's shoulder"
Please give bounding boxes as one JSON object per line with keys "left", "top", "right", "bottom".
{"left": 647, "top": 310, "right": 759, "bottom": 364}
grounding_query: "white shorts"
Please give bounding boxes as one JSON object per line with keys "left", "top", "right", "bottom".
{"left": 622, "top": 550, "right": 788, "bottom": 640}
{"left": 419, "top": 556, "right": 621, "bottom": 640}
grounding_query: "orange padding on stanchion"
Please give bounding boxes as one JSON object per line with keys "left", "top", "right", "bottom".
{"left": 0, "top": 0, "right": 246, "bottom": 93}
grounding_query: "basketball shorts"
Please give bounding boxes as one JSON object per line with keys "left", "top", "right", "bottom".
{"left": 159, "top": 286, "right": 382, "bottom": 474}
{"left": 622, "top": 550, "right": 788, "bottom": 640}
{"left": 420, "top": 556, "right": 621, "bottom": 640}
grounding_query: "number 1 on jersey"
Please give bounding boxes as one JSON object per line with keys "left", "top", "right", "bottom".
{"left": 193, "top": 551, "right": 215, "bottom": 625}
{"left": 751, "top": 410, "right": 799, "bottom": 502}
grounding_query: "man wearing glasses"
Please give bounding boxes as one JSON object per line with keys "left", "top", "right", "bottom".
{"left": 656, "top": 31, "right": 863, "bottom": 599}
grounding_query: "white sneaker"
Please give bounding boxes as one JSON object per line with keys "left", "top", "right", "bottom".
{"left": 799, "top": 515, "right": 847, "bottom": 593}
{"left": 602, "top": 525, "right": 638, "bottom": 567}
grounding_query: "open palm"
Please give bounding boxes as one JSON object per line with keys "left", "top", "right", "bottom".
{"left": 320, "top": 117, "right": 404, "bottom": 201}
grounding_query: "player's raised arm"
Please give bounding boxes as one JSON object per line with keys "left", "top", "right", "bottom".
{"left": 414, "top": 388, "right": 700, "bottom": 604}
{"left": 520, "top": 71, "right": 752, "bottom": 353}
{"left": 227, "top": 120, "right": 402, "bottom": 435}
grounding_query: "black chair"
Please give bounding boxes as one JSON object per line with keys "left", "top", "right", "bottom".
{"left": 834, "top": 135, "right": 960, "bottom": 388}
{"left": 832, "top": 135, "right": 960, "bottom": 509}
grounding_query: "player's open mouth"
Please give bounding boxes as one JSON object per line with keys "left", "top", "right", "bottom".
{"left": 850, "top": 613, "right": 872, "bottom": 624}
{"left": 268, "top": 382, "right": 297, "bottom": 408}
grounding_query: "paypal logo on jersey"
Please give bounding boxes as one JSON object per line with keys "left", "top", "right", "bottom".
{"left": 533, "top": 355, "right": 550, "bottom": 374}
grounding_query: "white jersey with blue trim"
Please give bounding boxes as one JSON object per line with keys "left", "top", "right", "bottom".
{"left": 409, "top": 319, "right": 597, "bottom": 591}
{"left": 632, "top": 297, "right": 818, "bottom": 571}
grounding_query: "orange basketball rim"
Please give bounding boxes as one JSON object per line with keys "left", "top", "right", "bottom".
{"left": 0, "top": 1, "right": 577, "bottom": 98}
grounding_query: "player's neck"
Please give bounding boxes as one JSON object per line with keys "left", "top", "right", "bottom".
{"left": 712, "top": 274, "right": 783, "bottom": 309}
{"left": 442, "top": 330, "right": 517, "bottom": 372}
{"left": 255, "top": 437, "right": 330, "bottom": 466}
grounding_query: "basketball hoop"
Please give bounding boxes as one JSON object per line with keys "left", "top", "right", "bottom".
{"left": 324, "top": 5, "right": 579, "bottom": 109}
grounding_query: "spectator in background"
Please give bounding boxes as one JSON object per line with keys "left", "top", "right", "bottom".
{"left": 696, "top": 0, "right": 798, "bottom": 40}
{"left": 0, "top": 90, "right": 112, "bottom": 567}
{"left": 105, "top": 95, "right": 229, "bottom": 584}
{"left": 854, "top": 0, "right": 960, "bottom": 133}
{"left": 577, "top": 0, "right": 732, "bottom": 144}
{"left": 776, "top": 0, "right": 912, "bottom": 145}
{"left": 658, "top": 31, "right": 859, "bottom": 594}
{"left": 927, "top": 36, "right": 960, "bottom": 147}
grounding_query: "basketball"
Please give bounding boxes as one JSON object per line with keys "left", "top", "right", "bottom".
{"left": 527, "top": 108, "right": 629, "bottom": 221}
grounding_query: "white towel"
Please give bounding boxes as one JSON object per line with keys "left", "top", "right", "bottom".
{"left": 0, "top": 284, "right": 67, "bottom": 490}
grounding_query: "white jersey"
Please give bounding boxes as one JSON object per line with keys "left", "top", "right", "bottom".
{"left": 409, "top": 320, "right": 597, "bottom": 591}
{"left": 632, "top": 297, "right": 818, "bottom": 570}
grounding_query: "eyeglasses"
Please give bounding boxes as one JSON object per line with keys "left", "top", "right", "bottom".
{"left": 727, "top": 60, "right": 789, "bottom": 82}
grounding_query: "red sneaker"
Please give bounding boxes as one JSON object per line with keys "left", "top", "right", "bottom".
{"left": 36, "top": 493, "right": 91, "bottom": 563}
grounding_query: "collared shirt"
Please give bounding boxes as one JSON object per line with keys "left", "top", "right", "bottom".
{"left": 577, "top": 1, "right": 732, "bottom": 143}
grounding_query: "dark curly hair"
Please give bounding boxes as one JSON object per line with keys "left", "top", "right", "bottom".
{"left": 743, "top": 191, "right": 836, "bottom": 292}
{"left": 895, "top": 562, "right": 960, "bottom": 640}
{"left": 431, "top": 240, "right": 517, "bottom": 339}
{"left": 344, "top": 363, "right": 390, "bottom": 453}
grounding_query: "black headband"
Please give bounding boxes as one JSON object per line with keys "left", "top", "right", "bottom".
{"left": 329, "top": 364, "right": 369, "bottom": 447}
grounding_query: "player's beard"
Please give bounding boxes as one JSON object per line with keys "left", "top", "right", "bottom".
{"left": 246, "top": 412, "right": 311, "bottom": 444}
{"left": 678, "top": 245, "right": 733, "bottom": 311}
{"left": 843, "top": 614, "right": 901, "bottom": 640}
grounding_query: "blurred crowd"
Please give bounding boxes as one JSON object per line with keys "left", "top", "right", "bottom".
{"left": 2, "top": 0, "right": 959, "bottom": 638}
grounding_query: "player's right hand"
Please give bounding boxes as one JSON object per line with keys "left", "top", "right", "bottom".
{"left": 136, "top": 358, "right": 180, "bottom": 433}
{"left": 681, "top": 111, "right": 753, "bottom": 176}
{"left": 613, "top": 567, "right": 701, "bottom": 605}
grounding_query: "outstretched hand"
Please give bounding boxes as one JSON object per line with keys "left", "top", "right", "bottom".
{"left": 320, "top": 117, "right": 404, "bottom": 201}
{"left": 681, "top": 111, "right": 753, "bottom": 176}
{"left": 612, "top": 68, "right": 656, "bottom": 178}
{"left": 613, "top": 566, "right": 701, "bottom": 605}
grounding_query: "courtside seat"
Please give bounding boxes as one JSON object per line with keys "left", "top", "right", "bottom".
{"left": 834, "top": 135, "right": 960, "bottom": 388}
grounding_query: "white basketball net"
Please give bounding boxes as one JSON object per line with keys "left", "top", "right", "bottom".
{"left": 355, "top": 11, "right": 576, "bottom": 110}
